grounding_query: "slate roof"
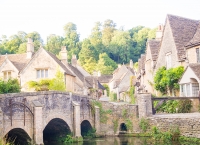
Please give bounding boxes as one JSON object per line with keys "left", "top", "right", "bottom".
{"left": 148, "top": 39, "right": 160, "bottom": 61}
{"left": 185, "top": 23, "right": 200, "bottom": 48}
{"left": 167, "top": 14, "right": 199, "bottom": 60}
{"left": 0, "top": 53, "right": 31, "bottom": 71}
{"left": 97, "top": 75, "right": 112, "bottom": 83}
{"left": 189, "top": 63, "right": 200, "bottom": 80}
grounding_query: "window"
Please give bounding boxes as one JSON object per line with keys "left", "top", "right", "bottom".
{"left": 196, "top": 48, "right": 200, "bottom": 63}
{"left": 36, "top": 69, "right": 48, "bottom": 78}
{"left": 3, "top": 71, "right": 11, "bottom": 80}
{"left": 165, "top": 52, "right": 171, "bottom": 69}
{"left": 192, "top": 83, "right": 199, "bottom": 97}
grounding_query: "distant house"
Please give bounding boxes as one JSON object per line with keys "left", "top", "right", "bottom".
{"left": 0, "top": 38, "right": 103, "bottom": 96}
{"left": 109, "top": 60, "right": 136, "bottom": 102}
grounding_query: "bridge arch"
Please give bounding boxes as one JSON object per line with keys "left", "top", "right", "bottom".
{"left": 81, "top": 120, "right": 93, "bottom": 137}
{"left": 43, "top": 118, "right": 72, "bottom": 144}
{"left": 120, "top": 123, "right": 127, "bottom": 131}
{"left": 4, "top": 128, "right": 31, "bottom": 145}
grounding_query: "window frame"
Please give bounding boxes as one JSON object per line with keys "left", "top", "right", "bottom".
{"left": 36, "top": 69, "right": 48, "bottom": 78}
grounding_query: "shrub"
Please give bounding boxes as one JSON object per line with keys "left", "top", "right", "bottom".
{"left": 139, "top": 117, "right": 149, "bottom": 132}
{"left": 0, "top": 79, "right": 20, "bottom": 94}
{"left": 177, "top": 99, "right": 192, "bottom": 113}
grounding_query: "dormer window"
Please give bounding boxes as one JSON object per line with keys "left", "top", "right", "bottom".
{"left": 165, "top": 52, "right": 171, "bottom": 69}
{"left": 3, "top": 71, "right": 11, "bottom": 80}
{"left": 196, "top": 48, "right": 200, "bottom": 63}
{"left": 36, "top": 69, "right": 48, "bottom": 78}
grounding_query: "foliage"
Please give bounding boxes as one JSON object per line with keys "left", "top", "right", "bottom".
{"left": 139, "top": 118, "right": 149, "bottom": 132}
{"left": 154, "top": 66, "right": 184, "bottom": 95}
{"left": 90, "top": 101, "right": 112, "bottom": 123}
{"left": 27, "top": 79, "right": 50, "bottom": 91}
{"left": 113, "top": 119, "right": 119, "bottom": 134}
{"left": 109, "top": 92, "right": 117, "bottom": 101}
{"left": 96, "top": 53, "right": 117, "bottom": 74}
{"left": 49, "top": 69, "right": 65, "bottom": 91}
{"left": 103, "top": 84, "right": 110, "bottom": 97}
{"left": 27, "top": 69, "right": 65, "bottom": 91}
{"left": 177, "top": 99, "right": 192, "bottom": 113}
{"left": 63, "top": 135, "right": 73, "bottom": 143}
{"left": 156, "top": 99, "right": 192, "bottom": 113}
{"left": 129, "top": 76, "right": 135, "bottom": 104}
{"left": 125, "top": 119, "right": 133, "bottom": 132}
{"left": 0, "top": 79, "right": 20, "bottom": 94}
{"left": 82, "top": 128, "right": 96, "bottom": 138}
{"left": 179, "top": 136, "right": 200, "bottom": 144}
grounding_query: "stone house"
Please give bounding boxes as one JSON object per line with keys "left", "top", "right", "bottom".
{"left": 137, "top": 14, "right": 200, "bottom": 95}
{"left": 0, "top": 38, "right": 101, "bottom": 95}
{"left": 109, "top": 60, "right": 136, "bottom": 101}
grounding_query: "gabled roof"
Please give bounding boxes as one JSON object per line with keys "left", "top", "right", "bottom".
{"left": 0, "top": 53, "right": 31, "bottom": 71}
{"left": 167, "top": 14, "right": 199, "bottom": 60}
{"left": 45, "top": 50, "right": 75, "bottom": 76}
{"left": 148, "top": 39, "right": 160, "bottom": 61}
{"left": 185, "top": 23, "right": 200, "bottom": 48}
{"left": 188, "top": 63, "right": 200, "bottom": 80}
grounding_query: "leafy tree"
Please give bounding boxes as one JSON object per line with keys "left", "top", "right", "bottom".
{"left": 63, "top": 22, "right": 80, "bottom": 61}
{"left": 46, "top": 34, "right": 64, "bottom": 55}
{"left": 102, "top": 19, "right": 116, "bottom": 46}
{"left": 0, "top": 79, "right": 21, "bottom": 94}
{"left": 28, "top": 79, "right": 50, "bottom": 91}
{"left": 96, "top": 53, "right": 117, "bottom": 74}
{"left": 79, "top": 39, "right": 98, "bottom": 73}
{"left": 154, "top": 66, "right": 184, "bottom": 95}
{"left": 26, "top": 31, "right": 43, "bottom": 51}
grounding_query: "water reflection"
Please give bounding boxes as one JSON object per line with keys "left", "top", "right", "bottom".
{"left": 46, "top": 136, "right": 181, "bottom": 145}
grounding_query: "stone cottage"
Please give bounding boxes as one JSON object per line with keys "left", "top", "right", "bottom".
{"left": 0, "top": 38, "right": 103, "bottom": 96}
{"left": 109, "top": 60, "right": 136, "bottom": 101}
{"left": 137, "top": 14, "right": 200, "bottom": 95}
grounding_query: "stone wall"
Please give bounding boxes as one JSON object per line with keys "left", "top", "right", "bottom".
{"left": 99, "top": 101, "right": 139, "bottom": 135}
{"left": 0, "top": 107, "right": 3, "bottom": 138}
{"left": 147, "top": 113, "right": 200, "bottom": 138}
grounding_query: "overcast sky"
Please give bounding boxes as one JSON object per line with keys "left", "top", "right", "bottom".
{"left": 0, "top": 0, "right": 200, "bottom": 43}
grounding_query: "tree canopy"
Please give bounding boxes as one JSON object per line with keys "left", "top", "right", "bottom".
{"left": 0, "top": 20, "right": 156, "bottom": 75}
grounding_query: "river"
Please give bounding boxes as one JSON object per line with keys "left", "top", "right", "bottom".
{"left": 46, "top": 136, "right": 182, "bottom": 145}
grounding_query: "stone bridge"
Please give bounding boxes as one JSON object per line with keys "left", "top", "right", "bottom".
{"left": 0, "top": 91, "right": 100, "bottom": 144}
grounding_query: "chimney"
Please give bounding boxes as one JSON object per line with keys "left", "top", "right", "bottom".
{"left": 60, "top": 46, "right": 68, "bottom": 63}
{"left": 156, "top": 24, "right": 164, "bottom": 40}
{"left": 130, "top": 59, "right": 133, "bottom": 69}
{"left": 98, "top": 71, "right": 101, "bottom": 77}
{"left": 118, "top": 64, "right": 121, "bottom": 68}
{"left": 27, "top": 38, "right": 34, "bottom": 59}
{"left": 71, "top": 54, "right": 77, "bottom": 67}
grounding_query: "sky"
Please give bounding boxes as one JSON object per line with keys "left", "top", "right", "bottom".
{"left": 0, "top": 0, "right": 200, "bottom": 43}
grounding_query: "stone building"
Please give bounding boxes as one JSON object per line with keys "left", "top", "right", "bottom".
{"left": 137, "top": 14, "right": 200, "bottom": 96}
{"left": 0, "top": 38, "right": 102, "bottom": 95}
{"left": 109, "top": 60, "right": 136, "bottom": 101}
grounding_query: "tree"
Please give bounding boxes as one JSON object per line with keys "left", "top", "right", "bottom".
{"left": 63, "top": 22, "right": 80, "bottom": 61}
{"left": 46, "top": 34, "right": 64, "bottom": 55}
{"left": 102, "top": 19, "right": 116, "bottom": 46}
{"left": 0, "top": 79, "right": 21, "bottom": 94}
{"left": 26, "top": 31, "right": 43, "bottom": 51}
{"left": 96, "top": 53, "right": 117, "bottom": 75}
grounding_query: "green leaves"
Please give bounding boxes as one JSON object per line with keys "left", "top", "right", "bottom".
{"left": 0, "top": 79, "right": 20, "bottom": 94}
{"left": 154, "top": 66, "right": 184, "bottom": 95}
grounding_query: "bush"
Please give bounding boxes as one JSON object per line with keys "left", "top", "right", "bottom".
{"left": 0, "top": 79, "right": 20, "bottom": 94}
{"left": 139, "top": 117, "right": 149, "bottom": 132}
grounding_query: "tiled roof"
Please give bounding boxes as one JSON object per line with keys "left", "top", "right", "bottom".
{"left": 148, "top": 39, "right": 160, "bottom": 61}
{"left": 167, "top": 14, "right": 199, "bottom": 60}
{"left": 45, "top": 50, "right": 75, "bottom": 76}
{"left": 185, "top": 23, "right": 200, "bottom": 48}
{"left": 189, "top": 63, "right": 200, "bottom": 80}
{"left": 0, "top": 53, "right": 31, "bottom": 71}
{"left": 97, "top": 75, "right": 112, "bottom": 83}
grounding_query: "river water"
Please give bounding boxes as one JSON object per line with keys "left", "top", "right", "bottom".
{"left": 46, "top": 136, "right": 182, "bottom": 145}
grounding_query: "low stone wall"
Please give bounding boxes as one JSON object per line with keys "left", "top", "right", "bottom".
{"left": 0, "top": 108, "right": 3, "bottom": 138}
{"left": 147, "top": 113, "right": 200, "bottom": 138}
{"left": 99, "top": 101, "right": 140, "bottom": 136}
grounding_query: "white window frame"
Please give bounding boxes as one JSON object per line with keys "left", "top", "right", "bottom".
{"left": 36, "top": 69, "right": 48, "bottom": 78}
